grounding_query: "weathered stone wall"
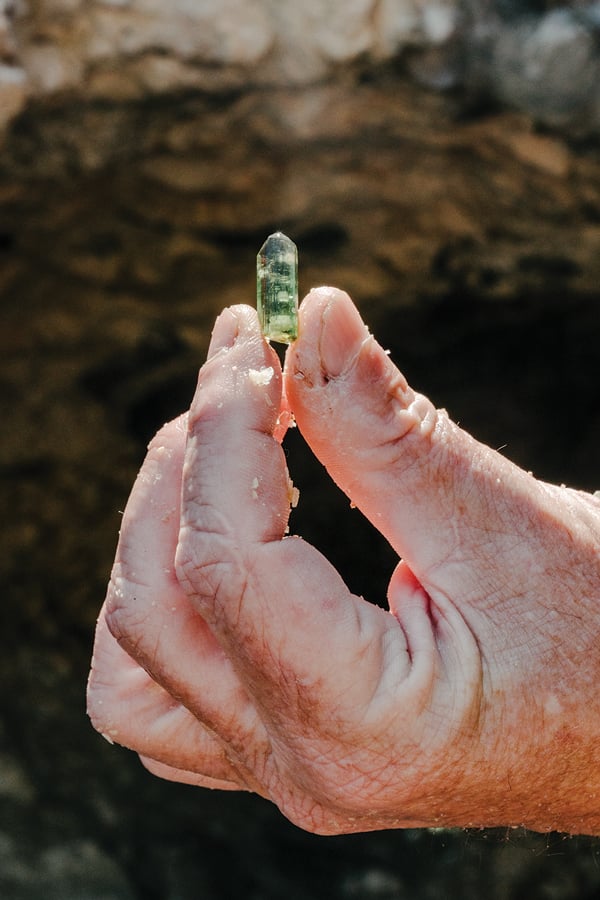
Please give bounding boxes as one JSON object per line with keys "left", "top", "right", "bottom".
{"left": 4, "top": 0, "right": 600, "bottom": 135}
{"left": 1, "top": 1, "right": 600, "bottom": 897}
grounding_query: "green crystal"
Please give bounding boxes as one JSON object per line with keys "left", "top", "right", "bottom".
{"left": 256, "top": 232, "right": 298, "bottom": 344}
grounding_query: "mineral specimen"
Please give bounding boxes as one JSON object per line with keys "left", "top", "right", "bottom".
{"left": 256, "top": 232, "right": 298, "bottom": 343}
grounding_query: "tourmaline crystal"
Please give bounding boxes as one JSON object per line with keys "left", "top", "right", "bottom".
{"left": 256, "top": 232, "right": 298, "bottom": 343}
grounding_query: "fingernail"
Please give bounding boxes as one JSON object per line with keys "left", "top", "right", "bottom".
{"left": 320, "top": 291, "right": 369, "bottom": 378}
{"left": 207, "top": 308, "right": 239, "bottom": 359}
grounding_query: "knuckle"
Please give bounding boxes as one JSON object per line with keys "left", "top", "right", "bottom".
{"left": 103, "top": 564, "right": 148, "bottom": 645}
{"left": 373, "top": 391, "right": 439, "bottom": 472}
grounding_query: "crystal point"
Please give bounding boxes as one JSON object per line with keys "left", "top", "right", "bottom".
{"left": 256, "top": 232, "right": 298, "bottom": 344}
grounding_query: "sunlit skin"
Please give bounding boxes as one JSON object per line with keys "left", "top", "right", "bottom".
{"left": 87, "top": 287, "right": 600, "bottom": 835}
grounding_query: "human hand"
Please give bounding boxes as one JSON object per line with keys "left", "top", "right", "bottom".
{"left": 87, "top": 288, "right": 600, "bottom": 835}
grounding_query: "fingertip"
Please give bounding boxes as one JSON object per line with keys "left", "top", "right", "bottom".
{"left": 146, "top": 412, "right": 188, "bottom": 454}
{"left": 298, "top": 285, "right": 350, "bottom": 318}
{"left": 319, "top": 290, "right": 370, "bottom": 379}
{"left": 207, "top": 307, "right": 240, "bottom": 359}
{"left": 199, "top": 303, "right": 283, "bottom": 421}
{"left": 207, "top": 304, "right": 263, "bottom": 360}
{"left": 289, "top": 287, "right": 370, "bottom": 381}
{"left": 199, "top": 303, "right": 284, "bottom": 440}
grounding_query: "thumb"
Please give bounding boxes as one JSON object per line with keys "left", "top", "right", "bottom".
{"left": 285, "top": 287, "right": 534, "bottom": 588}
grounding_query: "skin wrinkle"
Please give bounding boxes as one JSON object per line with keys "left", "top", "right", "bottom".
{"left": 543, "top": 484, "right": 600, "bottom": 569}
{"left": 319, "top": 345, "right": 421, "bottom": 452}
{"left": 140, "top": 757, "right": 242, "bottom": 792}
{"left": 86, "top": 292, "right": 600, "bottom": 835}
{"left": 109, "top": 561, "right": 154, "bottom": 597}
{"left": 291, "top": 339, "right": 464, "bottom": 581}
{"left": 390, "top": 636, "right": 436, "bottom": 719}
{"left": 258, "top": 626, "right": 331, "bottom": 734}
{"left": 377, "top": 616, "right": 429, "bottom": 712}
{"left": 105, "top": 585, "right": 149, "bottom": 650}
{"left": 411, "top": 578, "right": 486, "bottom": 737}
{"left": 423, "top": 460, "right": 546, "bottom": 617}
{"left": 308, "top": 300, "right": 580, "bottom": 816}
{"left": 325, "top": 632, "right": 388, "bottom": 734}
{"left": 261, "top": 647, "right": 347, "bottom": 752}
{"left": 288, "top": 298, "right": 536, "bottom": 824}
{"left": 177, "top": 500, "right": 233, "bottom": 540}
{"left": 186, "top": 542, "right": 318, "bottom": 750}
{"left": 297, "top": 402, "right": 439, "bottom": 552}
{"left": 274, "top": 785, "right": 332, "bottom": 835}
{"left": 183, "top": 392, "right": 291, "bottom": 547}
{"left": 367, "top": 405, "right": 437, "bottom": 484}
{"left": 89, "top": 619, "right": 231, "bottom": 776}
{"left": 139, "top": 724, "right": 231, "bottom": 781}
{"left": 266, "top": 734, "right": 363, "bottom": 816}
{"left": 275, "top": 730, "right": 443, "bottom": 833}
{"left": 177, "top": 546, "right": 241, "bottom": 625}
{"left": 317, "top": 752, "right": 396, "bottom": 814}
{"left": 316, "top": 301, "right": 374, "bottom": 380}
{"left": 109, "top": 506, "right": 274, "bottom": 788}
{"left": 183, "top": 693, "right": 266, "bottom": 788}
{"left": 264, "top": 605, "right": 427, "bottom": 797}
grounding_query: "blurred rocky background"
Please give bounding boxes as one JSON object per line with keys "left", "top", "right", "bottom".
{"left": 1, "top": 0, "right": 600, "bottom": 897}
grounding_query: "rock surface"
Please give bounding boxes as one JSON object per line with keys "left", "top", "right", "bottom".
{"left": 1, "top": 0, "right": 600, "bottom": 897}
{"left": 4, "top": 0, "right": 600, "bottom": 133}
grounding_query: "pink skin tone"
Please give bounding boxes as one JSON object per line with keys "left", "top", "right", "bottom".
{"left": 87, "top": 287, "right": 600, "bottom": 835}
